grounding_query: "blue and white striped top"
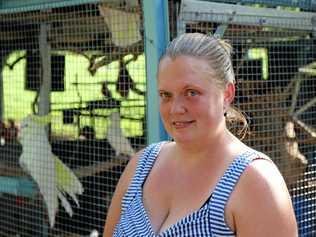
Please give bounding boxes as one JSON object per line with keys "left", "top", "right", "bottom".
{"left": 113, "top": 142, "right": 264, "bottom": 237}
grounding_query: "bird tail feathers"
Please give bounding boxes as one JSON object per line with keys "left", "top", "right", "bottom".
{"left": 45, "top": 188, "right": 59, "bottom": 228}
{"left": 54, "top": 156, "right": 84, "bottom": 214}
{"left": 57, "top": 190, "right": 73, "bottom": 217}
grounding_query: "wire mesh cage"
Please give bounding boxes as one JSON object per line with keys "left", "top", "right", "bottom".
{"left": 0, "top": 0, "right": 316, "bottom": 236}
{"left": 0, "top": 1, "right": 145, "bottom": 236}
{"left": 170, "top": 0, "right": 316, "bottom": 236}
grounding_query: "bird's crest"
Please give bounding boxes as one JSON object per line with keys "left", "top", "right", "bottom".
{"left": 19, "top": 114, "right": 52, "bottom": 139}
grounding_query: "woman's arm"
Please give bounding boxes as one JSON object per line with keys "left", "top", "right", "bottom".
{"left": 231, "top": 159, "right": 298, "bottom": 237}
{"left": 103, "top": 150, "right": 142, "bottom": 237}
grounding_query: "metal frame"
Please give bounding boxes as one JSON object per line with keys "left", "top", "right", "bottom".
{"left": 199, "top": 0, "right": 316, "bottom": 12}
{"left": 143, "top": 0, "right": 170, "bottom": 143}
{"left": 0, "top": 0, "right": 100, "bottom": 13}
{"left": 179, "top": 0, "right": 316, "bottom": 35}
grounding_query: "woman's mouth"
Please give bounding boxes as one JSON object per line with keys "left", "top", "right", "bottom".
{"left": 172, "top": 120, "right": 195, "bottom": 129}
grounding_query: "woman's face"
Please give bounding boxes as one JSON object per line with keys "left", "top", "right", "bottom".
{"left": 158, "top": 56, "right": 234, "bottom": 144}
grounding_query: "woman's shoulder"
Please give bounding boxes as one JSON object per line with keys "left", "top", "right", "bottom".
{"left": 234, "top": 147, "right": 288, "bottom": 207}
{"left": 239, "top": 154, "right": 287, "bottom": 196}
{"left": 229, "top": 150, "right": 297, "bottom": 236}
{"left": 120, "top": 141, "right": 170, "bottom": 188}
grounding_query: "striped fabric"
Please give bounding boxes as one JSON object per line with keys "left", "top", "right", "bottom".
{"left": 113, "top": 142, "right": 264, "bottom": 237}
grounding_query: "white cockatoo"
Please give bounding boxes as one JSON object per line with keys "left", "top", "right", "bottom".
{"left": 18, "top": 114, "right": 84, "bottom": 228}
{"left": 106, "top": 111, "right": 135, "bottom": 157}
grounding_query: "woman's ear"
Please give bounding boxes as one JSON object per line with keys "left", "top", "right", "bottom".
{"left": 223, "top": 82, "right": 235, "bottom": 106}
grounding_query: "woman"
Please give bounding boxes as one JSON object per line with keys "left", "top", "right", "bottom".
{"left": 104, "top": 33, "right": 297, "bottom": 236}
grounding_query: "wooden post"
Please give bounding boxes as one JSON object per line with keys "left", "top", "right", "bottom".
{"left": 38, "top": 22, "right": 51, "bottom": 116}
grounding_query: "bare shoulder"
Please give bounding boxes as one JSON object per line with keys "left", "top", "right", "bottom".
{"left": 103, "top": 149, "right": 144, "bottom": 236}
{"left": 109, "top": 148, "right": 144, "bottom": 198}
{"left": 116, "top": 149, "right": 144, "bottom": 189}
{"left": 231, "top": 157, "right": 298, "bottom": 237}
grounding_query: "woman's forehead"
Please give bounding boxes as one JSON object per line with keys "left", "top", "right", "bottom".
{"left": 158, "top": 62, "right": 218, "bottom": 90}
{"left": 158, "top": 56, "right": 216, "bottom": 81}
{"left": 160, "top": 56, "right": 213, "bottom": 73}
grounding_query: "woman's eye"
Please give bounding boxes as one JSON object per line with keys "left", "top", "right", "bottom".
{"left": 159, "top": 91, "right": 171, "bottom": 99}
{"left": 186, "top": 89, "right": 199, "bottom": 97}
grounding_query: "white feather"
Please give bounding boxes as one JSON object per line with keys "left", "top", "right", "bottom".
{"left": 54, "top": 155, "right": 83, "bottom": 207}
{"left": 89, "top": 229, "right": 99, "bottom": 237}
{"left": 57, "top": 190, "right": 73, "bottom": 217}
{"left": 19, "top": 115, "right": 83, "bottom": 228}
{"left": 106, "top": 111, "right": 135, "bottom": 157}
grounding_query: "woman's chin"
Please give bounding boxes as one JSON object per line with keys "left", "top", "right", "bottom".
{"left": 172, "top": 135, "right": 196, "bottom": 144}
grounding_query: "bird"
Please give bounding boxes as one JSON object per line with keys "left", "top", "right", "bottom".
{"left": 106, "top": 111, "right": 135, "bottom": 157}
{"left": 18, "top": 114, "right": 84, "bottom": 228}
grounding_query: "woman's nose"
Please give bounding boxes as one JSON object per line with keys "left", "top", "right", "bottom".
{"left": 170, "top": 96, "right": 187, "bottom": 114}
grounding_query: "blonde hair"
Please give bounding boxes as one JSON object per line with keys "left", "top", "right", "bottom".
{"left": 160, "top": 33, "right": 248, "bottom": 138}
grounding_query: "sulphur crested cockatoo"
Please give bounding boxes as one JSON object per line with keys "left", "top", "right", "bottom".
{"left": 106, "top": 111, "right": 135, "bottom": 157}
{"left": 18, "top": 114, "right": 84, "bottom": 228}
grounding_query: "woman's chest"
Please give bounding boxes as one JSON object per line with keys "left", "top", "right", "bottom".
{"left": 116, "top": 192, "right": 212, "bottom": 237}
{"left": 142, "top": 168, "right": 220, "bottom": 235}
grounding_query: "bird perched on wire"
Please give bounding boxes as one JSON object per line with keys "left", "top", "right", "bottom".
{"left": 18, "top": 114, "right": 84, "bottom": 228}
{"left": 106, "top": 111, "right": 135, "bottom": 157}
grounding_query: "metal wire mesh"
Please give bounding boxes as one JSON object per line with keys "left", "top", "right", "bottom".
{"left": 1, "top": 0, "right": 316, "bottom": 236}
{"left": 0, "top": 1, "right": 145, "bottom": 236}
{"left": 170, "top": 1, "right": 316, "bottom": 236}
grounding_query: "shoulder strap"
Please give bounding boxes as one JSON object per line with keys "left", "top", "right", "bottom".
{"left": 120, "top": 142, "right": 165, "bottom": 213}
{"left": 209, "top": 150, "right": 266, "bottom": 236}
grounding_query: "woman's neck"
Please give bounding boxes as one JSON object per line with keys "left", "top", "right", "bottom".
{"left": 173, "top": 128, "right": 236, "bottom": 163}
